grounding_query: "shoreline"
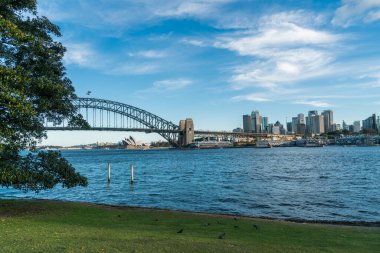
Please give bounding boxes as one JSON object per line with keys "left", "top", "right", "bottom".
{"left": 7, "top": 198, "right": 379, "bottom": 227}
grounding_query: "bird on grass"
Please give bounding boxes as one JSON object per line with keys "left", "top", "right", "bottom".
{"left": 218, "top": 233, "right": 225, "bottom": 239}
{"left": 177, "top": 228, "right": 183, "bottom": 233}
{"left": 253, "top": 224, "right": 259, "bottom": 230}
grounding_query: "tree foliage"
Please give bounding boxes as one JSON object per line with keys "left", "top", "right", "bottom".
{"left": 1, "top": 0, "right": 89, "bottom": 191}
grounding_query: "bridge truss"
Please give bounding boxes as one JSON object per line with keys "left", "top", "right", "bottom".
{"left": 45, "top": 98, "right": 181, "bottom": 146}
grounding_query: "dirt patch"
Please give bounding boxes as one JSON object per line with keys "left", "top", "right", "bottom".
{"left": 0, "top": 200, "right": 50, "bottom": 217}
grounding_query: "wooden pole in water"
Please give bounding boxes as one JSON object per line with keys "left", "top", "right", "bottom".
{"left": 108, "top": 161, "right": 111, "bottom": 183}
{"left": 130, "top": 164, "right": 134, "bottom": 184}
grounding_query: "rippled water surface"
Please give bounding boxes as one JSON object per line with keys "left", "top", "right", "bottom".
{"left": 1, "top": 147, "right": 380, "bottom": 221}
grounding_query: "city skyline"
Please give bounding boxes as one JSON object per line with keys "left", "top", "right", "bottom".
{"left": 37, "top": 0, "right": 380, "bottom": 145}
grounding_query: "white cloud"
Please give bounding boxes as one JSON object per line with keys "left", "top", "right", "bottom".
{"left": 151, "top": 0, "right": 233, "bottom": 18}
{"left": 332, "top": 0, "right": 380, "bottom": 27}
{"left": 63, "top": 43, "right": 100, "bottom": 68}
{"left": 181, "top": 38, "right": 207, "bottom": 47}
{"left": 128, "top": 50, "right": 167, "bottom": 58}
{"left": 153, "top": 79, "right": 193, "bottom": 90}
{"left": 215, "top": 12, "right": 342, "bottom": 90}
{"left": 232, "top": 93, "right": 271, "bottom": 102}
{"left": 294, "top": 100, "right": 333, "bottom": 108}
{"left": 108, "top": 64, "right": 159, "bottom": 75}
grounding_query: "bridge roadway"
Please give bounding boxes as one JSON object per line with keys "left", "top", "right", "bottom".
{"left": 46, "top": 126, "right": 276, "bottom": 138}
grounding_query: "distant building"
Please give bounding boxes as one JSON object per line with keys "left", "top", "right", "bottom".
{"left": 296, "top": 123, "right": 306, "bottom": 135}
{"left": 322, "top": 110, "right": 333, "bottom": 132}
{"left": 306, "top": 111, "right": 324, "bottom": 134}
{"left": 268, "top": 123, "right": 274, "bottom": 134}
{"left": 362, "top": 114, "right": 378, "bottom": 133}
{"left": 342, "top": 120, "right": 349, "bottom": 131}
{"left": 286, "top": 122, "right": 293, "bottom": 133}
{"left": 298, "top": 113, "right": 305, "bottom": 124}
{"left": 233, "top": 127, "right": 244, "bottom": 133}
{"left": 291, "top": 117, "right": 298, "bottom": 134}
{"left": 332, "top": 123, "right": 341, "bottom": 131}
{"left": 312, "top": 115, "right": 325, "bottom": 134}
{"left": 251, "top": 110, "right": 262, "bottom": 133}
{"left": 306, "top": 110, "right": 318, "bottom": 134}
{"left": 243, "top": 114, "right": 252, "bottom": 133}
{"left": 273, "top": 121, "right": 284, "bottom": 134}
{"left": 272, "top": 125, "right": 280, "bottom": 134}
{"left": 353, "top": 121, "right": 361, "bottom": 133}
{"left": 262, "top": 116, "right": 269, "bottom": 133}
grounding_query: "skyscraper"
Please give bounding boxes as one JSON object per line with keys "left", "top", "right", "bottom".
{"left": 243, "top": 114, "right": 252, "bottom": 133}
{"left": 353, "top": 121, "right": 361, "bottom": 133}
{"left": 306, "top": 110, "right": 318, "bottom": 134}
{"left": 262, "top": 116, "right": 269, "bottom": 133}
{"left": 291, "top": 117, "right": 298, "bottom": 134}
{"left": 251, "top": 110, "right": 262, "bottom": 133}
{"left": 322, "top": 110, "right": 333, "bottom": 133}
{"left": 298, "top": 113, "right": 305, "bottom": 124}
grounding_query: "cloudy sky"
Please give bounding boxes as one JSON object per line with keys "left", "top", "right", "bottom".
{"left": 38, "top": 0, "right": 380, "bottom": 145}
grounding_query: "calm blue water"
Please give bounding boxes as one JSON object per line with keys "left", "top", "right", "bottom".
{"left": 1, "top": 147, "right": 379, "bottom": 221}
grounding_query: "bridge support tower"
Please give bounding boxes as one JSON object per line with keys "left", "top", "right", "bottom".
{"left": 178, "top": 118, "right": 194, "bottom": 147}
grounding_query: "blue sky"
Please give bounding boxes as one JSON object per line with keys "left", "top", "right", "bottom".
{"left": 38, "top": 0, "right": 380, "bottom": 145}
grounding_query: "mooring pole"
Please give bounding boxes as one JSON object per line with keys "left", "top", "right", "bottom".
{"left": 108, "top": 161, "right": 111, "bottom": 183}
{"left": 130, "top": 164, "right": 134, "bottom": 184}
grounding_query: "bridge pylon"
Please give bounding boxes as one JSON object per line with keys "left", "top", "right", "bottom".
{"left": 178, "top": 118, "right": 194, "bottom": 147}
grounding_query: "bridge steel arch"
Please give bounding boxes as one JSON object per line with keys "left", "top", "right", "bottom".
{"left": 73, "top": 98, "right": 181, "bottom": 147}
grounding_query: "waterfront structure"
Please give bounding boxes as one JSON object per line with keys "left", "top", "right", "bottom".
{"left": 243, "top": 115, "right": 252, "bottom": 133}
{"left": 353, "top": 121, "right": 361, "bottom": 133}
{"left": 251, "top": 110, "right": 262, "bottom": 133}
{"left": 178, "top": 118, "right": 194, "bottom": 146}
{"left": 322, "top": 110, "right": 333, "bottom": 132}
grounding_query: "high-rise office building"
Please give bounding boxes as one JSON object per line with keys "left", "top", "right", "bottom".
{"left": 312, "top": 115, "right": 325, "bottom": 134}
{"left": 291, "top": 117, "right": 298, "bottom": 134}
{"left": 243, "top": 114, "right": 252, "bottom": 133}
{"left": 362, "top": 114, "right": 378, "bottom": 132}
{"left": 286, "top": 122, "right": 293, "bottom": 133}
{"left": 306, "top": 110, "right": 318, "bottom": 134}
{"left": 322, "top": 110, "right": 333, "bottom": 132}
{"left": 251, "top": 110, "right": 262, "bottom": 133}
{"left": 342, "top": 120, "right": 349, "bottom": 131}
{"left": 262, "top": 116, "right": 269, "bottom": 133}
{"left": 298, "top": 113, "right": 305, "bottom": 124}
{"left": 296, "top": 123, "right": 306, "bottom": 135}
{"left": 353, "top": 121, "right": 361, "bottom": 133}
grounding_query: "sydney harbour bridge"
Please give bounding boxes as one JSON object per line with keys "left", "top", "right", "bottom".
{"left": 45, "top": 97, "right": 271, "bottom": 147}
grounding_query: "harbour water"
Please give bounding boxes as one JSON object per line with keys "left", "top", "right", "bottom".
{"left": 1, "top": 147, "right": 379, "bottom": 222}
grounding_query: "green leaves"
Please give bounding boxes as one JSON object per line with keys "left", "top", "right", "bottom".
{"left": 1, "top": 0, "right": 88, "bottom": 191}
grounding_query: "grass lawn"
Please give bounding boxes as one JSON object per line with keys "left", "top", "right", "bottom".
{"left": 0, "top": 199, "right": 379, "bottom": 253}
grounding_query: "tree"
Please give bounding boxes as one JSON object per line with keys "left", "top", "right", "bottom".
{"left": 1, "top": 0, "right": 89, "bottom": 191}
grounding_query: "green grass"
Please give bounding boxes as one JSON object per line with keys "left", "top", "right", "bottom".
{"left": 0, "top": 200, "right": 379, "bottom": 252}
